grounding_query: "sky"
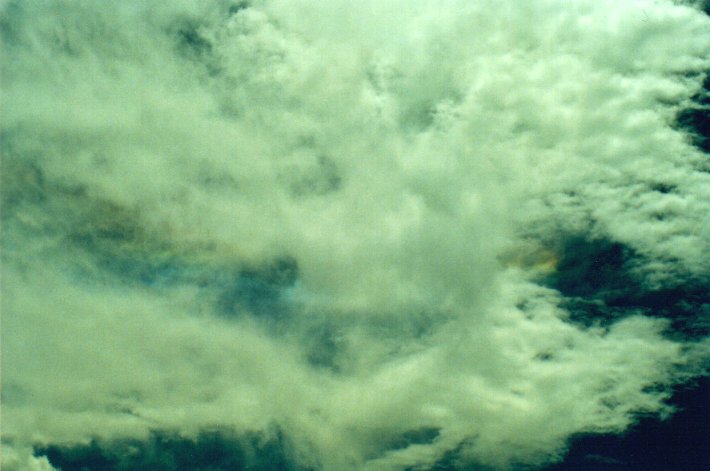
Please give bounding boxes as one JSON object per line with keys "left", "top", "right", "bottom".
{"left": 1, "top": 1, "right": 709, "bottom": 470}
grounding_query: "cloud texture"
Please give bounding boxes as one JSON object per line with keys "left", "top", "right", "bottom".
{"left": 2, "top": 0, "right": 709, "bottom": 469}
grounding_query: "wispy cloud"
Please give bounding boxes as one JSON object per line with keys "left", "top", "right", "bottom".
{"left": 2, "top": 1, "right": 709, "bottom": 469}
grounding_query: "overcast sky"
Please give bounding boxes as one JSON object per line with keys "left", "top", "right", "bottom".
{"left": 2, "top": 1, "right": 709, "bottom": 470}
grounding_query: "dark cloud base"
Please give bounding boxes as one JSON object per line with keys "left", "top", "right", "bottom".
{"left": 33, "top": 427, "right": 450, "bottom": 471}
{"left": 34, "top": 429, "right": 301, "bottom": 471}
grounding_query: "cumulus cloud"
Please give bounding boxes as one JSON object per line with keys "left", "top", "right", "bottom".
{"left": 2, "top": 0, "right": 709, "bottom": 469}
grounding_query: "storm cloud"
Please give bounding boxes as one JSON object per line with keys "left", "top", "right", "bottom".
{"left": 2, "top": 1, "right": 709, "bottom": 469}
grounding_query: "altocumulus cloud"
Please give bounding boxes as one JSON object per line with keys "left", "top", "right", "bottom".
{"left": 1, "top": 0, "right": 709, "bottom": 469}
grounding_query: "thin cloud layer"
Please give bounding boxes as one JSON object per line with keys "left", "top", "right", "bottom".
{"left": 2, "top": 1, "right": 709, "bottom": 469}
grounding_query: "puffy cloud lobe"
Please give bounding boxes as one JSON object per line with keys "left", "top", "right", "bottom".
{"left": 1, "top": 0, "right": 709, "bottom": 469}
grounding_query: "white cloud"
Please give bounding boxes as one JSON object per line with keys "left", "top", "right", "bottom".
{"left": 2, "top": 0, "right": 709, "bottom": 469}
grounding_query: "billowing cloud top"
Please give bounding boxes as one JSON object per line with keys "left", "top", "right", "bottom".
{"left": 2, "top": 1, "right": 709, "bottom": 470}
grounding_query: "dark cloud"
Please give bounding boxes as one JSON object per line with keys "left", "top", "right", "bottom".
{"left": 543, "top": 378, "right": 710, "bottom": 471}
{"left": 539, "top": 236, "right": 710, "bottom": 340}
{"left": 34, "top": 429, "right": 301, "bottom": 471}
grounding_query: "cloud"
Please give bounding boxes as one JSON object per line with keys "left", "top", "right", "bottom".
{"left": 2, "top": 0, "right": 709, "bottom": 469}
